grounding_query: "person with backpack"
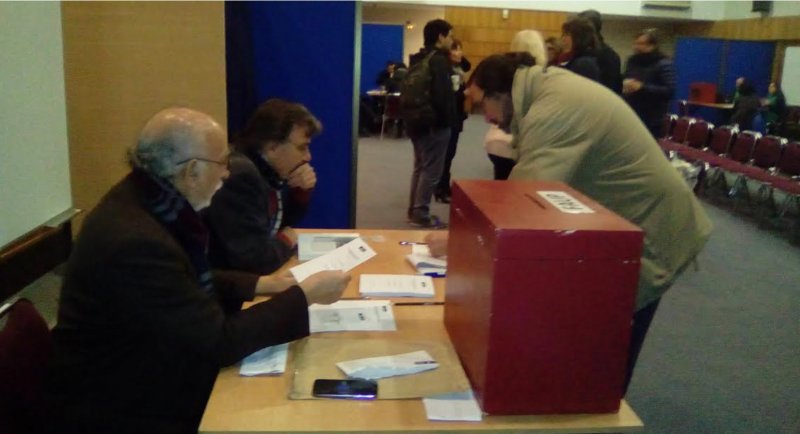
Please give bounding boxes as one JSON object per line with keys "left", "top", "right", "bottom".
{"left": 401, "top": 18, "right": 456, "bottom": 228}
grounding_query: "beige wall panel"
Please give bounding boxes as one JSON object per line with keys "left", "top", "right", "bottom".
{"left": 62, "top": 1, "right": 226, "bottom": 231}
{"left": 675, "top": 16, "right": 800, "bottom": 41}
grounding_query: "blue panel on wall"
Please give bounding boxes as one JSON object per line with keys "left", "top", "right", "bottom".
{"left": 233, "top": 1, "right": 356, "bottom": 229}
{"left": 360, "top": 24, "right": 403, "bottom": 95}
{"left": 673, "top": 37, "right": 725, "bottom": 101}
{"left": 724, "top": 41, "right": 775, "bottom": 98}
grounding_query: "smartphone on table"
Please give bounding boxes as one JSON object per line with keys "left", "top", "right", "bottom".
{"left": 312, "top": 379, "right": 378, "bottom": 400}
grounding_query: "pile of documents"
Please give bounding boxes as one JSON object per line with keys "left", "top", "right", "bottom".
{"left": 406, "top": 245, "right": 447, "bottom": 277}
{"left": 359, "top": 274, "right": 434, "bottom": 298}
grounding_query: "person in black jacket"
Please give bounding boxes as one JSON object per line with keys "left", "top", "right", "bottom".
{"left": 579, "top": 9, "right": 622, "bottom": 94}
{"left": 560, "top": 17, "right": 601, "bottom": 82}
{"left": 43, "top": 108, "right": 349, "bottom": 433}
{"left": 405, "top": 18, "right": 456, "bottom": 228}
{"left": 730, "top": 79, "right": 762, "bottom": 131}
{"left": 435, "top": 38, "right": 471, "bottom": 204}
{"left": 623, "top": 28, "right": 676, "bottom": 138}
{"left": 205, "top": 99, "right": 320, "bottom": 274}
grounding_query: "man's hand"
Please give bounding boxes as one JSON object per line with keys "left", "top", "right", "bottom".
{"left": 287, "top": 163, "right": 317, "bottom": 190}
{"left": 622, "top": 78, "right": 643, "bottom": 94}
{"left": 279, "top": 227, "right": 298, "bottom": 248}
{"left": 298, "top": 270, "right": 351, "bottom": 305}
{"left": 424, "top": 232, "right": 449, "bottom": 258}
{"left": 255, "top": 271, "right": 297, "bottom": 296}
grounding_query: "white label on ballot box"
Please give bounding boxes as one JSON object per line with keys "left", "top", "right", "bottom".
{"left": 537, "top": 191, "right": 595, "bottom": 214}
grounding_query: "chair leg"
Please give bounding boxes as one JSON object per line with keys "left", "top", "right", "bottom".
{"left": 380, "top": 117, "right": 386, "bottom": 140}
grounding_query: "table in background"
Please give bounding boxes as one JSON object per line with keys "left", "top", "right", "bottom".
{"left": 685, "top": 100, "right": 734, "bottom": 126}
{"left": 200, "top": 305, "right": 644, "bottom": 433}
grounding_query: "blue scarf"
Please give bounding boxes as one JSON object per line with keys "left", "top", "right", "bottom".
{"left": 132, "top": 169, "right": 214, "bottom": 293}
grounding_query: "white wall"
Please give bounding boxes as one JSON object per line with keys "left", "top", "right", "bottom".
{"left": 0, "top": 2, "right": 72, "bottom": 248}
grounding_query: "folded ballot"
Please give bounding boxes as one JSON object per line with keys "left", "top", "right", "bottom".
{"left": 406, "top": 245, "right": 447, "bottom": 277}
{"left": 239, "top": 343, "right": 289, "bottom": 376}
{"left": 298, "top": 233, "right": 360, "bottom": 261}
{"left": 359, "top": 274, "right": 435, "bottom": 298}
{"left": 336, "top": 350, "right": 439, "bottom": 380}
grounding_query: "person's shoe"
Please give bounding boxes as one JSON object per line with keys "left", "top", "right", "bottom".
{"left": 408, "top": 214, "right": 448, "bottom": 228}
{"left": 434, "top": 191, "right": 451, "bottom": 204}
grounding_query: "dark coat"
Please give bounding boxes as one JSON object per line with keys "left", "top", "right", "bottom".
{"left": 407, "top": 47, "right": 458, "bottom": 136}
{"left": 563, "top": 53, "right": 601, "bottom": 83}
{"left": 44, "top": 173, "right": 310, "bottom": 433}
{"left": 595, "top": 40, "right": 623, "bottom": 94}
{"left": 205, "top": 151, "right": 311, "bottom": 274}
{"left": 623, "top": 51, "right": 677, "bottom": 135}
{"left": 730, "top": 94, "right": 762, "bottom": 131}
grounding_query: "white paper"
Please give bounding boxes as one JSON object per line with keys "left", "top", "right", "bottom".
{"left": 423, "top": 390, "right": 483, "bottom": 422}
{"left": 406, "top": 246, "right": 447, "bottom": 276}
{"left": 537, "top": 191, "right": 595, "bottom": 214}
{"left": 298, "top": 233, "right": 360, "bottom": 261}
{"left": 308, "top": 300, "right": 396, "bottom": 332}
{"left": 359, "top": 274, "right": 435, "bottom": 298}
{"left": 239, "top": 343, "right": 289, "bottom": 377}
{"left": 337, "top": 350, "right": 438, "bottom": 380}
{"left": 291, "top": 237, "right": 376, "bottom": 282}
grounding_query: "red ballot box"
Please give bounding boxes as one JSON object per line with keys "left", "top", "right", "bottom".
{"left": 444, "top": 180, "right": 643, "bottom": 415}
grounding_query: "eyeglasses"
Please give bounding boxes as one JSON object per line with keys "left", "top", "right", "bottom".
{"left": 175, "top": 155, "right": 230, "bottom": 168}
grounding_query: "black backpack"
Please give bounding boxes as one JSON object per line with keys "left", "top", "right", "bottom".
{"left": 399, "top": 51, "right": 437, "bottom": 128}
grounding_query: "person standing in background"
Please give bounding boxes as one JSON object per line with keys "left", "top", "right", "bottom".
{"left": 578, "top": 9, "right": 622, "bottom": 94}
{"left": 559, "top": 16, "right": 601, "bottom": 82}
{"left": 623, "top": 28, "right": 676, "bottom": 138}
{"left": 763, "top": 81, "right": 787, "bottom": 133}
{"left": 435, "top": 38, "right": 471, "bottom": 204}
{"left": 544, "top": 37, "right": 563, "bottom": 66}
{"left": 729, "top": 79, "right": 761, "bottom": 131}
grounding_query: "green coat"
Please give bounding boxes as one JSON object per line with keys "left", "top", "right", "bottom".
{"left": 509, "top": 66, "right": 713, "bottom": 310}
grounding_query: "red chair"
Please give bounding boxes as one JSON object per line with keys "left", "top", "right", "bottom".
{"left": 685, "top": 120, "right": 714, "bottom": 149}
{"left": 0, "top": 298, "right": 52, "bottom": 433}
{"left": 725, "top": 136, "right": 787, "bottom": 211}
{"left": 661, "top": 114, "right": 677, "bottom": 139}
{"left": 727, "top": 131, "right": 761, "bottom": 164}
{"left": 707, "top": 125, "right": 738, "bottom": 155}
{"left": 670, "top": 117, "right": 695, "bottom": 143}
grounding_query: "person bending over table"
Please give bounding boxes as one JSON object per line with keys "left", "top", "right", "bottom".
{"left": 44, "top": 107, "right": 349, "bottom": 433}
{"left": 427, "top": 52, "right": 712, "bottom": 394}
{"left": 205, "top": 99, "right": 321, "bottom": 274}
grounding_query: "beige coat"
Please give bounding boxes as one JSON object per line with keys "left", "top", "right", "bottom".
{"left": 509, "top": 66, "right": 713, "bottom": 310}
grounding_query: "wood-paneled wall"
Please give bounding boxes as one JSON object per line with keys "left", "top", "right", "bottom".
{"left": 61, "top": 2, "right": 227, "bottom": 232}
{"left": 675, "top": 15, "right": 800, "bottom": 41}
{"left": 445, "top": 6, "right": 568, "bottom": 68}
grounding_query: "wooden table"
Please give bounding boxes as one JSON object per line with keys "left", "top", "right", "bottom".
{"left": 200, "top": 305, "right": 643, "bottom": 433}
{"left": 686, "top": 101, "right": 734, "bottom": 110}
{"left": 275, "top": 229, "right": 446, "bottom": 304}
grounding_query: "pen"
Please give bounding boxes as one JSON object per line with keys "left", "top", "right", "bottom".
{"left": 414, "top": 360, "right": 438, "bottom": 365}
{"left": 423, "top": 272, "right": 446, "bottom": 278}
{"left": 398, "top": 241, "right": 427, "bottom": 245}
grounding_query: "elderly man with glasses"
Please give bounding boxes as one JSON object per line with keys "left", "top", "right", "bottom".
{"left": 44, "top": 107, "right": 349, "bottom": 433}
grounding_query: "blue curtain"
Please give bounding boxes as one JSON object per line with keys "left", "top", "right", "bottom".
{"left": 360, "top": 24, "right": 403, "bottom": 95}
{"left": 225, "top": 1, "right": 357, "bottom": 228}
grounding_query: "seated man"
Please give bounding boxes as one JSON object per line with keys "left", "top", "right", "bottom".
{"left": 429, "top": 53, "right": 712, "bottom": 394}
{"left": 205, "top": 99, "right": 321, "bottom": 274}
{"left": 44, "top": 107, "right": 349, "bottom": 433}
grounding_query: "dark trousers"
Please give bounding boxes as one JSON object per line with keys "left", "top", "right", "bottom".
{"left": 488, "top": 154, "right": 515, "bottom": 180}
{"left": 436, "top": 128, "right": 461, "bottom": 196}
{"left": 408, "top": 128, "right": 450, "bottom": 219}
{"left": 623, "top": 298, "right": 661, "bottom": 395}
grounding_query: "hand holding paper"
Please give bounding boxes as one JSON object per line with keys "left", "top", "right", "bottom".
{"left": 291, "top": 237, "right": 376, "bottom": 281}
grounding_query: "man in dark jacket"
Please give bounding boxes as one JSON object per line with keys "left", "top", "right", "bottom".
{"left": 623, "top": 28, "right": 676, "bottom": 138}
{"left": 205, "top": 99, "right": 320, "bottom": 274}
{"left": 579, "top": 9, "right": 622, "bottom": 94}
{"left": 43, "top": 108, "right": 349, "bottom": 433}
{"left": 404, "top": 18, "right": 456, "bottom": 228}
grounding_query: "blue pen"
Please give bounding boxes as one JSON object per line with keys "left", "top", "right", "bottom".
{"left": 424, "top": 272, "right": 446, "bottom": 278}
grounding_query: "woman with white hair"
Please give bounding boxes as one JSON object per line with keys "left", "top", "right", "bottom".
{"left": 482, "top": 29, "right": 547, "bottom": 180}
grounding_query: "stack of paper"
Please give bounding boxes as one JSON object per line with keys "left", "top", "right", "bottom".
{"left": 290, "top": 237, "right": 376, "bottom": 282}
{"left": 336, "top": 350, "right": 439, "bottom": 380}
{"left": 359, "top": 274, "right": 435, "bottom": 298}
{"left": 297, "top": 233, "right": 360, "bottom": 261}
{"left": 239, "top": 343, "right": 289, "bottom": 376}
{"left": 309, "top": 300, "right": 396, "bottom": 332}
{"left": 406, "top": 245, "right": 447, "bottom": 277}
{"left": 423, "top": 390, "right": 483, "bottom": 422}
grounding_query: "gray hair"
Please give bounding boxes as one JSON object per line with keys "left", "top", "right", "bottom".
{"left": 510, "top": 30, "right": 546, "bottom": 67}
{"left": 127, "top": 108, "right": 212, "bottom": 178}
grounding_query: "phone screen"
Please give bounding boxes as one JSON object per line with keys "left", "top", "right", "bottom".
{"left": 312, "top": 379, "right": 378, "bottom": 400}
